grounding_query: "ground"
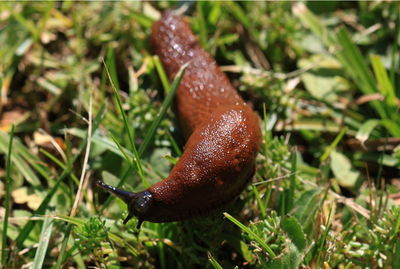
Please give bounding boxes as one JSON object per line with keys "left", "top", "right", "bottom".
{"left": 0, "top": 2, "right": 399, "bottom": 268}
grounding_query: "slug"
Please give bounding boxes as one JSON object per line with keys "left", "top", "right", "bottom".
{"left": 96, "top": 11, "right": 261, "bottom": 229}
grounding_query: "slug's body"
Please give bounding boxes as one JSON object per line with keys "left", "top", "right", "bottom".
{"left": 97, "top": 12, "right": 261, "bottom": 228}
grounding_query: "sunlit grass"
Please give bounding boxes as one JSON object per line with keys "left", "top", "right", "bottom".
{"left": 0, "top": 2, "right": 399, "bottom": 268}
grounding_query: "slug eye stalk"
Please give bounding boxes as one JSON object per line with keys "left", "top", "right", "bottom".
{"left": 95, "top": 180, "right": 135, "bottom": 205}
{"left": 96, "top": 180, "right": 151, "bottom": 229}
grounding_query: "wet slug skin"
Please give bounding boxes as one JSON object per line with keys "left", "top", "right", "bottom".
{"left": 97, "top": 11, "right": 261, "bottom": 229}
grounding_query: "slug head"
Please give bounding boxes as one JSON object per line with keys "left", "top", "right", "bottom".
{"left": 96, "top": 180, "right": 153, "bottom": 229}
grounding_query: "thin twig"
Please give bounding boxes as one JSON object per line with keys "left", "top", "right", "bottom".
{"left": 70, "top": 93, "right": 93, "bottom": 217}
{"left": 37, "top": 128, "right": 67, "bottom": 162}
{"left": 68, "top": 108, "right": 89, "bottom": 124}
{"left": 134, "top": 56, "right": 150, "bottom": 79}
{"left": 253, "top": 172, "right": 298, "bottom": 186}
{"left": 220, "top": 62, "right": 317, "bottom": 80}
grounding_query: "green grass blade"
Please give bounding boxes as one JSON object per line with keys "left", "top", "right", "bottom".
{"left": 40, "top": 148, "right": 94, "bottom": 207}
{"left": 288, "top": 152, "right": 297, "bottom": 212}
{"left": 370, "top": 54, "right": 397, "bottom": 108}
{"left": 12, "top": 9, "right": 39, "bottom": 41}
{"left": 0, "top": 128, "right": 52, "bottom": 186}
{"left": 39, "top": 148, "right": 80, "bottom": 186}
{"left": 128, "top": 9, "right": 154, "bottom": 29}
{"left": 54, "top": 225, "right": 72, "bottom": 269}
{"left": 320, "top": 127, "right": 347, "bottom": 162}
{"left": 1, "top": 125, "right": 14, "bottom": 266}
{"left": 225, "top": 1, "right": 252, "bottom": 33}
{"left": 166, "top": 130, "right": 182, "bottom": 156}
{"left": 353, "top": 118, "right": 400, "bottom": 141}
{"left": 103, "top": 58, "right": 146, "bottom": 186}
{"left": 54, "top": 215, "right": 86, "bottom": 226}
{"left": 394, "top": 239, "right": 400, "bottom": 269}
{"left": 109, "top": 131, "right": 135, "bottom": 167}
{"left": 380, "top": 119, "right": 400, "bottom": 138}
{"left": 153, "top": 56, "right": 170, "bottom": 93}
{"left": 264, "top": 182, "right": 273, "bottom": 212}
{"left": 10, "top": 138, "right": 51, "bottom": 182}
{"left": 252, "top": 185, "right": 267, "bottom": 218}
{"left": 355, "top": 119, "right": 380, "bottom": 144}
{"left": 138, "top": 61, "right": 188, "bottom": 157}
{"left": 32, "top": 214, "right": 54, "bottom": 269}
{"left": 15, "top": 159, "right": 70, "bottom": 248}
{"left": 224, "top": 213, "right": 276, "bottom": 258}
{"left": 315, "top": 206, "right": 333, "bottom": 266}
{"left": 65, "top": 128, "right": 134, "bottom": 160}
{"left": 390, "top": 7, "right": 399, "bottom": 85}
{"left": 292, "top": 3, "right": 337, "bottom": 50}
{"left": 0, "top": 132, "right": 41, "bottom": 186}
{"left": 336, "top": 30, "right": 387, "bottom": 120}
{"left": 280, "top": 216, "right": 306, "bottom": 252}
{"left": 106, "top": 48, "right": 120, "bottom": 91}
{"left": 196, "top": 1, "right": 208, "bottom": 49}
{"left": 335, "top": 28, "right": 378, "bottom": 95}
{"left": 156, "top": 225, "right": 166, "bottom": 269}
{"left": 208, "top": 252, "right": 223, "bottom": 269}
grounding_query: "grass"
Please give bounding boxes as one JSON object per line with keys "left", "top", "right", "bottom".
{"left": 0, "top": 1, "right": 399, "bottom": 268}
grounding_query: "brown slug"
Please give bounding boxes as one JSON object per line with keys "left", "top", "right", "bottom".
{"left": 96, "top": 11, "right": 262, "bottom": 229}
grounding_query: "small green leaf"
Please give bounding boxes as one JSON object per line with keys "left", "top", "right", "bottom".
{"left": 355, "top": 119, "right": 380, "bottom": 144}
{"left": 330, "top": 150, "right": 359, "bottom": 188}
{"left": 32, "top": 214, "right": 54, "bottom": 269}
{"left": 266, "top": 259, "right": 283, "bottom": 269}
{"left": 208, "top": 3, "right": 221, "bottom": 24}
{"left": 299, "top": 55, "right": 349, "bottom": 102}
{"left": 239, "top": 240, "right": 254, "bottom": 263}
{"left": 293, "top": 189, "right": 321, "bottom": 229}
{"left": 282, "top": 243, "right": 302, "bottom": 269}
{"left": 281, "top": 216, "right": 306, "bottom": 252}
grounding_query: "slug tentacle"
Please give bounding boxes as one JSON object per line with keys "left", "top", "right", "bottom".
{"left": 96, "top": 180, "right": 154, "bottom": 229}
{"left": 95, "top": 180, "right": 135, "bottom": 205}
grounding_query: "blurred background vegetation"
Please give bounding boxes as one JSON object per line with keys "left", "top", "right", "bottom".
{"left": 0, "top": 1, "right": 399, "bottom": 268}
